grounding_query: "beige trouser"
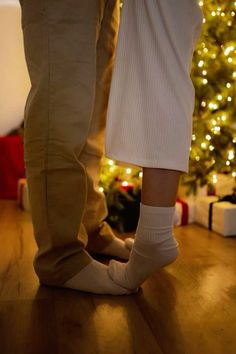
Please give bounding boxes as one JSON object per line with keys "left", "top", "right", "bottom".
{"left": 19, "top": 0, "right": 120, "bottom": 286}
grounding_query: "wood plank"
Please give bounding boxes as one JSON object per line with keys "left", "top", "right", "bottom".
{"left": 133, "top": 225, "right": 236, "bottom": 354}
{"left": 0, "top": 298, "right": 58, "bottom": 354}
{"left": 52, "top": 289, "right": 163, "bottom": 354}
{"left": 0, "top": 200, "right": 236, "bottom": 354}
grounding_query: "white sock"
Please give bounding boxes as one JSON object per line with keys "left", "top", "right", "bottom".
{"left": 62, "top": 259, "right": 138, "bottom": 295}
{"left": 108, "top": 203, "right": 179, "bottom": 290}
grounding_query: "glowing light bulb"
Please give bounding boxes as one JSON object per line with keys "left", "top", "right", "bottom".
{"left": 99, "top": 186, "right": 104, "bottom": 193}
{"left": 208, "top": 102, "right": 217, "bottom": 109}
{"left": 198, "top": 60, "right": 204, "bottom": 67}
{"left": 232, "top": 172, "right": 236, "bottom": 177}
{"left": 212, "top": 174, "right": 218, "bottom": 184}
{"left": 122, "top": 181, "right": 129, "bottom": 187}
{"left": 202, "top": 70, "right": 207, "bottom": 76}
{"left": 195, "top": 156, "right": 200, "bottom": 161}
{"left": 126, "top": 168, "right": 132, "bottom": 174}
{"left": 214, "top": 126, "right": 221, "bottom": 133}
{"left": 206, "top": 134, "right": 211, "bottom": 141}
{"left": 201, "top": 142, "right": 207, "bottom": 149}
{"left": 209, "top": 145, "right": 214, "bottom": 151}
{"left": 217, "top": 94, "right": 222, "bottom": 100}
{"left": 226, "top": 160, "right": 230, "bottom": 166}
{"left": 203, "top": 78, "right": 208, "bottom": 85}
{"left": 139, "top": 172, "right": 143, "bottom": 178}
{"left": 201, "top": 101, "right": 207, "bottom": 107}
{"left": 192, "top": 134, "right": 196, "bottom": 141}
{"left": 228, "top": 150, "right": 234, "bottom": 160}
{"left": 224, "top": 46, "right": 234, "bottom": 56}
{"left": 108, "top": 159, "right": 114, "bottom": 166}
{"left": 226, "top": 82, "right": 231, "bottom": 88}
{"left": 227, "top": 96, "right": 232, "bottom": 102}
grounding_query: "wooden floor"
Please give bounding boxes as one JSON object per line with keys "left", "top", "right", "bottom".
{"left": 0, "top": 200, "right": 236, "bottom": 354}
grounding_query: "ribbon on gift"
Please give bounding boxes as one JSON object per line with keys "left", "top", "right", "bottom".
{"left": 176, "top": 197, "right": 189, "bottom": 225}
{"left": 208, "top": 193, "right": 236, "bottom": 230}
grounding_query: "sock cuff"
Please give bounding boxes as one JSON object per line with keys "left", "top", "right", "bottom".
{"left": 139, "top": 202, "right": 175, "bottom": 227}
{"left": 140, "top": 202, "right": 175, "bottom": 214}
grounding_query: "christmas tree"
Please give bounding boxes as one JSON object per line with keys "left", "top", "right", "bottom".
{"left": 186, "top": 0, "right": 236, "bottom": 193}
{"left": 100, "top": 0, "right": 236, "bottom": 231}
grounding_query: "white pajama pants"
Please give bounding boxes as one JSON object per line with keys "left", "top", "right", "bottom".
{"left": 105, "top": 0, "right": 203, "bottom": 173}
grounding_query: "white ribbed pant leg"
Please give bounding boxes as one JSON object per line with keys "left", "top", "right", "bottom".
{"left": 105, "top": 0, "right": 203, "bottom": 172}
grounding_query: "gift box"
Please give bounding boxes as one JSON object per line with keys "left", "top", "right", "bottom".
{"left": 174, "top": 197, "right": 196, "bottom": 226}
{"left": 195, "top": 196, "right": 236, "bottom": 237}
{"left": 0, "top": 135, "right": 25, "bottom": 199}
{"left": 17, "top": 178, "right": 30, "bottom": 211}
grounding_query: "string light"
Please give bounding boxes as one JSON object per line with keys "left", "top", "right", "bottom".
{"left": 208, "top": 102, "right": 218, "bottom": 109}
{"left": 108, "top": 159, "right": 114, "bottom": 166}
{"left": 228, "top": 150, "right": 235, "bottom": 160}
{"left": 122, "top": 181, "right": 129, "bottom": 187}
{"left": 126, "top": 168, "right": 132, "bottom": 174}
{"left": 224, "top": 46, "right": 234, "bottom": 56}
{"left": 99, "top": 186, "right": 104, "bottom": 193}
{"left": 212, "top": 174, "right": 218, "bottom": 184}
{"left": 198, "top": 60, "right": 204, "bottom": 67}
{"left": 221, "top": 115, "right": 227, "bottom": 121}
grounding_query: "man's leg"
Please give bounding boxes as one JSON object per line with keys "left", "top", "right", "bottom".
{"left": 79, "top": 1, "right": 134, "bottom": 259}
{"left": 19, "top": 0, "right": 133, "bottom": 294}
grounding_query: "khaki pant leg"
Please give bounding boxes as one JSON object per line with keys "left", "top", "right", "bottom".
{"left": 20, "top": 0, "right": 106, "bottom": 286}
{"left": 79, "top": 0, "right": 120, "bottom": 253}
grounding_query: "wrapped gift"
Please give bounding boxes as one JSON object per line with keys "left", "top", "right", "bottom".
{"left": 0, "top": 135, "right": 25, "bottom": 199}
{"left": 17, "top": 178, "right": 30, "bottom": 211}
{"left": 174, "top": 197, "right": 196, "bottom": 226}
{"left": 195, "top": 195, "right": 236, "bottom": 237}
